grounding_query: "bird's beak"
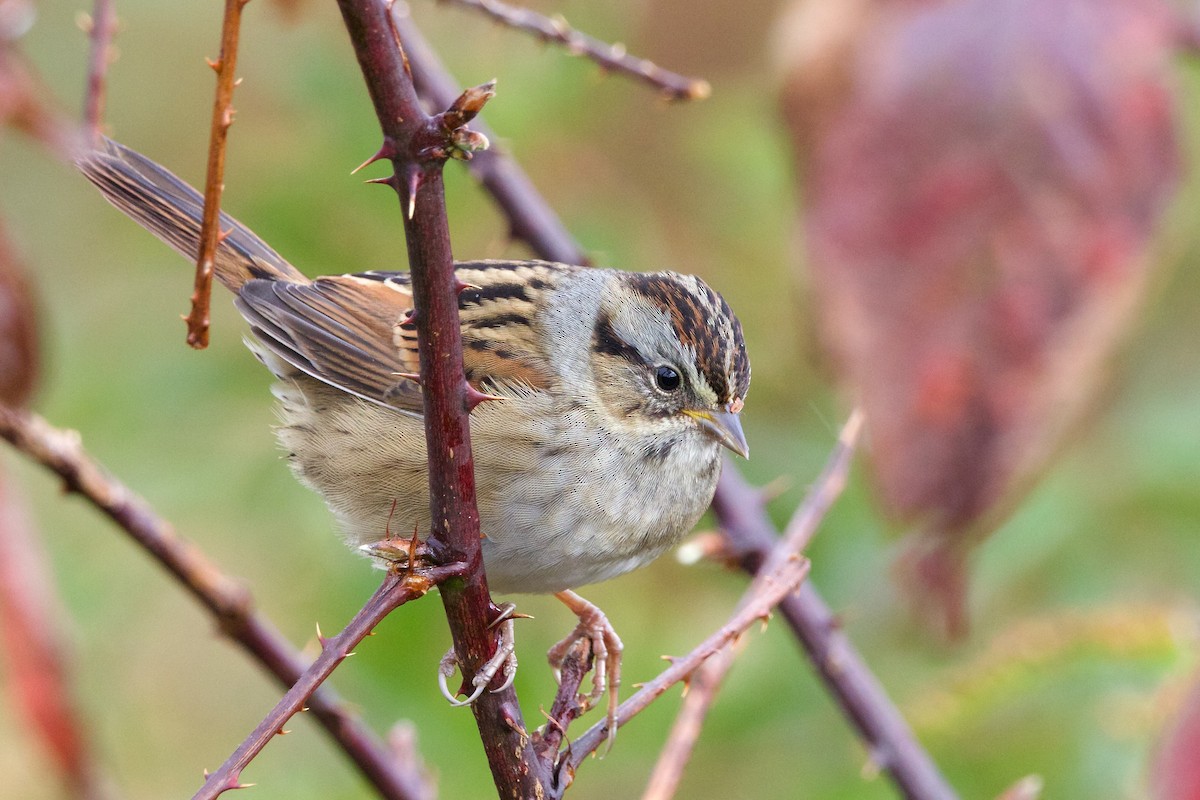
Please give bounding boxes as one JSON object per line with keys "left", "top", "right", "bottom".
{"left": 684, "top": 405, "right": 749, "bottom": 459}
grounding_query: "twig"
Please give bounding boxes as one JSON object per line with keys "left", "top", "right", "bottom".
{"left": 81, "top": 0, "right": 116, "bottom": 142}
{"left": 642, "top": 410, "right": 862, "bottom": 800}
{"left": 0, "top": 406, "right": 434, "bottom": 800}
{"left": 566, "top": 559, "right": 813, "bottom": 775}
{"left": 712, "top": 438, "right": 959, "bottom": 799}
{"left": 0, "top": 219, "right": 37, "bottom": 406}
{"left": 437, "top": 0, "right": 710, "bottom": 102}
{"left": 640, "top": 648, "right": 725, "bottom": 800}
{"left": 0, "top": 46, "right": 79, "bottom": 158}
{"left": 335, "top": 0, "right": 552, "bottom": 795}
{"left": 564, "top": 411, "right": 860, "bottom": 772}
{"left": 391, "top": 4, "right": 586, "bottom": 264}
{"left": 188, "top": 0, "right": 250, "bottom": 350}
{"left": 193, "top": 564, "right": 462, "bottom": 799}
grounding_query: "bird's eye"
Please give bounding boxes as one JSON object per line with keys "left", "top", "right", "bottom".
{"left": 654, "top": 365, "right": 681, "bottom": 392}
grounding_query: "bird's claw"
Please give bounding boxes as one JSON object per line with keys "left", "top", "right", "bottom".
{"left": 548, "top": 591, "right": 624, "bottom": 752}
{"left": 437, "top": 605, "right": 519, "bottom": 707}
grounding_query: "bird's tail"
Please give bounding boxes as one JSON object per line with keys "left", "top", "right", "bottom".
{"left": 77, "top": 137, "right": 307, "bottom": 289}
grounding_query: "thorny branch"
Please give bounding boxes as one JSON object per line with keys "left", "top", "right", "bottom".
{"left": 390, "top": 4, "right": 584, "bottom": 264}
{"left": 643, "top": 411, "right": 863, "bottom": 800}
{"left": 188, "top": 0, "right": 250, "bottom": 350}
{"left": 0, "top": 406, "right": 435, "bottom": 800}
{"left": 82, "top": 0, "right": 116, "bottom": 141}
{"left": 438, "top": 0, "right": 710, "bottom": 102}
{"left": 335, "top": 0, "right": 551, "bottom": 795}
{"left": 193, "top": 563, "right": 464, "bottom": 800}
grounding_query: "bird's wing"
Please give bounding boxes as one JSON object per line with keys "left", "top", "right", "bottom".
{"left": 235, "top": 261, "right": 572, "bottom": 414}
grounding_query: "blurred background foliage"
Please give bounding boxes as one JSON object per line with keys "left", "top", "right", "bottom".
{"left": 1, "top": 0, "right": 1198, "bottom": 797}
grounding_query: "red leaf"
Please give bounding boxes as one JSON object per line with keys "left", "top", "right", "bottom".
{"left": 794, "top": 0, "right": 1183, "bottom": 633}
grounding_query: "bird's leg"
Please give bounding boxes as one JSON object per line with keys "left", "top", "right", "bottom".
{"left": 438, "top": 603, "right": 519, "bottom": 706}
{"left": 547, "top": 590, "right": 623, "bottom": 749}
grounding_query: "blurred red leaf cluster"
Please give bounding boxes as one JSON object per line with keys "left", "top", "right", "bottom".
{"left": 1154, "top": 673, "right": 1200, "bottom": 800}
{"left": 1, "top": 6, "right": 108, "bottom": 795}
{"left": 781, "top": 0, "right": 1184, "bottom": 635}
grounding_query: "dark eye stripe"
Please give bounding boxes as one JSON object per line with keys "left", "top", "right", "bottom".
{"left": 592, "top": 310, "right": 647, "bottom": 366}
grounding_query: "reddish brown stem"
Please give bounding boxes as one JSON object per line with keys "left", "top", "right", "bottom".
{"left": 193, "top": 565, "right": 460, "bottom": 799}
{"left": 188, "top": 0, "right": 250, "bottom": 350}
{"left": 335, "top": 0, "right": 551, "bottom": 795}
{"left": 0, "top": 47, "right": 79, "bottom": 159}
{"left": 82, "top": 0, "right": 116, "bottom": 142}
{"left": 0, "top": 406, "right": 432, "bottom": 800}
{"left": 391, "top": 5, "right": 586, "bottom": 264}
{"left": 530, "top": 637, "right": 591, "bottom": 764}
{"left": 438, "top": 0, "right": 710, "bottom": 102}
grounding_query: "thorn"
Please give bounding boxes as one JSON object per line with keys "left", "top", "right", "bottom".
{"left": 365, "top": 174, "right": 397, "bottom": 188}
{"left": 206, "top": 57, "right": 221, "bottom": 72}
{"left": 225, "top": 771, "right": 254, "bottom": 791}
{"left": 217, "top": 227, "right": 234, "bottom": 244}
{"left": 233, "top": 77, "right": 244, "bottom": 88}
{"left": 405, "top": 168, "right": 421, "bottom": 220}
{"left": 408, "top": 523, "right": 421, "bottom": 568}
{"left": 454, "top": 279, "right": 480, "bottom": 294}
{"left": 316, "top": 621, "right": 328, "bottom": 648}
{"left": 464, "top": 382, "right": 505, "bottom": 411}
{"left": 394, "top": 372, "right": 422, "bottom": 385}
{"left": 384, "top": 497, "right": 399, "bottom": 538}
{"left": 277, "top": 727, "right": 291, "bottom": 736}
{"left": 351, "top": 141, "right": 396, "bottom": 175}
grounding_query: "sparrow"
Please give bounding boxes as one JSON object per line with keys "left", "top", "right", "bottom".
{"left": 78, "top": 137, "right": 750, "bottom": 742}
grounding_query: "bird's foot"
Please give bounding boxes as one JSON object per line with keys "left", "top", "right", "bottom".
{"left": 438, "top": 603, "right": 519, "bottom": 707}
{"left": 548, "top": 590, "right": 623, "bottom": 751}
